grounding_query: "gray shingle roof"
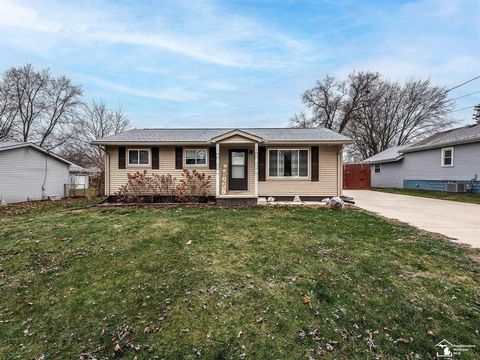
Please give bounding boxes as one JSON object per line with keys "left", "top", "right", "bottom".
{"left": 0, "top": 141, "right": 73, "bottom": 165}
{"left": 401, "top": 123, "right": 480, "bottom": 153}
{"left": 364, "top": 145, "right": 409, "bottom": 164}
{"left": 92, "top": 127, "right": 352, "bottom": 144}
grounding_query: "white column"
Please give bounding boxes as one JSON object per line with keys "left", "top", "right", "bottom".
{"left": 254, "top": 142, "right": 258, "bottom": 197}
{"left": 215, "top": 143, "right": 220, "bottom": 197}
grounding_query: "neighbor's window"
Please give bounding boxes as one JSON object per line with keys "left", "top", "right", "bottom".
{"left": 268, "top": 149, "right": 308, "bottom": 177}
{"left": 441, "top": 147, "right": 454, "bottom": 167}
{"left": 374, "top": 163, "right": 381, "bottom": 174}
{"left": 185, "top": 149, "right": 207, "bottom": 166}
{"left": 128, "top": 149, "right": 149, "bottom": 165}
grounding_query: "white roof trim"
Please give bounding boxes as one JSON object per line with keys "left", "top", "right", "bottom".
{"left": 0, "top": 142, "right": 73, "bottom": 165}
{"left": 209, "top": 129, "right": 264, "bottom": 143}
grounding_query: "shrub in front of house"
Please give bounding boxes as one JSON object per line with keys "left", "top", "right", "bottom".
{"left": 114, "top": 169, "right": 211, "bottom": 203}
{"left": 175, "top": 169, "right": 211, "bottom": 203}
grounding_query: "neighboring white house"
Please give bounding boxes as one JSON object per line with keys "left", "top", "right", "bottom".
{"left": 365, "top": 123, "right": 480, "bottom": 193}
{"left": 0, "top": 141, "right": 86, "bottom": 204}
{"left": 69, "top": 164, "right": 92, "bottom": 190}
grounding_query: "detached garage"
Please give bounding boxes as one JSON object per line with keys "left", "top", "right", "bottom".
{"left": 0, "top": 141, "right": 73, "bottom": 204}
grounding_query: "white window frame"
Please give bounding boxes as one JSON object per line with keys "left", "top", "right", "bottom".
{"left": 184, "top": 148, "right": 208, "bottom": 167}
{"left": 441, "top": 147, "right": 454, "bottom": 167}
{"left": 127, "top": 148, "right": 151, "bottom": 167}
{"left": 374, "top": 163, "right": 381, "bottom": 174}
{"left": 267, "top": 148, "right": 310, "bottom": 180}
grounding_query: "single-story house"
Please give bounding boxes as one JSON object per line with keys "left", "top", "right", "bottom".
{"left": 365, "top": 123, "right": 480, "bottom": 193}
{"left": 0, "top": 141, "right": 87, "bottom": 204}
{"left": 92, "top": 128, "right": 352, "bottom": 205}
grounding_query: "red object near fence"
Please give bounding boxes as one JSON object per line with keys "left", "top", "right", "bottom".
{"left": 343, "top": 164, "right": 371, "bottom": 189}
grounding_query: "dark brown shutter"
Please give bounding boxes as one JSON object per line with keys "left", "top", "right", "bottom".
{"left": 258, "top": 146, "right": 266, "bottom": 181}
{"left": 175, "top": 147, "right": 183, "bottom": 169}
{"left": 311, "top": 146, "right": 319, "bottom": 182}
{"left": 152, "top": 147, "right": 159, "bottom": 169}
{"left": 209, "top": 147, "right": 216, "bottom": 170}
{"left": 118, "top": 147, "right": 126, "bottom": 169}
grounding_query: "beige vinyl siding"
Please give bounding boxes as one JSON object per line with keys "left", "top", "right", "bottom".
{"left": 258, "top": 145, "right": 340, "bottom": 197}
{"left": 106, "top": 146, "right": 216, "bottom": 195}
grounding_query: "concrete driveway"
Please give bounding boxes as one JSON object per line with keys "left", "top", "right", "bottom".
{"left": 344, "top": 190, "right": 480, "bottom": 248}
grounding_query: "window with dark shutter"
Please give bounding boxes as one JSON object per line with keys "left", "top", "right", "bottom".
{"left": 258, "top": 146, "right": 266, "bottom": 181}
{"left": 311, "top": 146, "right": 319, "bottom": 181}
{"left": 175, "top": 147, "right": 183, "bottom": 169}
{"left": 209, "top": 147, "right": 216, "bottom": 169}
{"left": 152, "top": 147, "right": 159, "bottom": 169}
{"left": 118, "top": 147, "right": 126, "bottom": 169}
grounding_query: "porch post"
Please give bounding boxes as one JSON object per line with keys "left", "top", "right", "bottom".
{"left": 254, "top": 142, "right": 258, "bottom": 197}
{"left": 215, "top": 143, "right": 220, "bottom": 197}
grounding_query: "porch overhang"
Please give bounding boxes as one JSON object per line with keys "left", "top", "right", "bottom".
{"left": 209, "top": 129, "right": 264, "bottom": 143}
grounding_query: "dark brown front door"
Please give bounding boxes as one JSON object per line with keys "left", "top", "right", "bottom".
{"left": 229, "top": 149, "right": 248, "bottom": 190}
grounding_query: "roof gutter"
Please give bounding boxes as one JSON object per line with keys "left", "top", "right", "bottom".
{"left": 91, "top": 139, "right": 354, "bottom": 146}
{"left": 400, "top": 138, "right": 480, "bottom": 153}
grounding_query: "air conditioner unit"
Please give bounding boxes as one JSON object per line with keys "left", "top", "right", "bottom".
{"left": 445, "top": 182, "right": 458, "bottom": 192}
{"left": 457, "top": 182, "right": 473, "bottom": 193}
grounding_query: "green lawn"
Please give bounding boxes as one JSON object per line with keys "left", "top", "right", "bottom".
{"left": 0, "top": 200, "right": 479, "bottom": 359}
{"left": 373, "top": 187, "right": 480, "bottom": 205}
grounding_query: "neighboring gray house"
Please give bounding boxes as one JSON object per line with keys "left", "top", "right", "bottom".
{"left": 0, "top": 141, "right": 79, "bottom": 204}
{"left": 365, "top": 123, "right": 480, "bottom": 193}
{"left": 366, "top": 145, "right": 409, "bottom": 189}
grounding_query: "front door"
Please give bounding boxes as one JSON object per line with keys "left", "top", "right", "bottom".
{"left": 229, "top": 149, "right": 248, "bottom": 190}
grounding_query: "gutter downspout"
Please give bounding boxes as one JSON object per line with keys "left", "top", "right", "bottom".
{"left": 42, "top": 150, "right": 49, "bottom": 199}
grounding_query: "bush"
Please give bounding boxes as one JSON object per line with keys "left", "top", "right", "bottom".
{"left": 116, "top": 171, "right": 177, "bottom": 203}
{"left": 175, "top": 169, "right": 211, "bottom": 202}
{"left": 115, "top": 170, "right": 211, "bottom": 203}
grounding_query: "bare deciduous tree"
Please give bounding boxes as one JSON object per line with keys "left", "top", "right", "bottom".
{"left": 4, "top": 64, "right": 83, "bottom": 149}
{"left": 291, "top": 72, "right": 454, "bottom": 160}
{"left": 0, "top": 78, "right": 17, "bottom": 140}
{"left": 62, "top": 100, "right": 131, "bottom": 193}
{"left": 473, "top": 104, "right": 480, "bottom": 124}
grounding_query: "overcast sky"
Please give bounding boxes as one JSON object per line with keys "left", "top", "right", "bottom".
{"left": 1, "top": 0, "right": 479, "bottom": 128}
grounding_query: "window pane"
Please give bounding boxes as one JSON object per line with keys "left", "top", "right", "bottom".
{"left": 291, "top": 150, "right": 299, "bottom": 176}
{"left": 196, "top": 150, "right": 206, "bottom": 164}
{"left": 129, "top": 150, "right": 138, "bottom": 164}
{"left": 231, "top": 152, "right": 245, "bottom": 165}
{"left": 444, "top": 150, "right": 452, "bottom": 157}
{"left": 232, "top": 165, "right": 244, "bottom": 179}
{"left": 278, "top": 150, "right": 285, "bottom": 176}
{"left": 186, "top": 150, "right": 196, "bottom": 164}
{"left": 139, "top": 150, "right": 149, "bottom": 164}
{"left": 299, "top": 150, "right": 308, "bottom": 176}
{"left": 269, "top": 150, "right": 277, "bottom": 176}
{"left": 444, "top": 157, "right": 452, "bottom": 165}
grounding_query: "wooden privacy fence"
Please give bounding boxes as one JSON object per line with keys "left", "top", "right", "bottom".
{"left": 343, "top": 164, "right": 371, "bottom": 189}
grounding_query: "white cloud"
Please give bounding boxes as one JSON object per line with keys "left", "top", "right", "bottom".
{"left": 86, "top": 76, "right": 205, "bottom": 102}
{"left": 0, "top": 0, "right": 312, "bottom": 69}
{"left": 206, "top": 81, "right": 238, "bottom": 91}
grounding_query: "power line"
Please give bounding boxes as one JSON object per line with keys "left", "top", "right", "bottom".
{"left": 447, "top": 75, "right": 480, "bottom": 92}
{"left": 450, "top": 105, "right": 476, "bottom": 113}
{"left": 451, "top": 90, "right": 480, "bottom": 101}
